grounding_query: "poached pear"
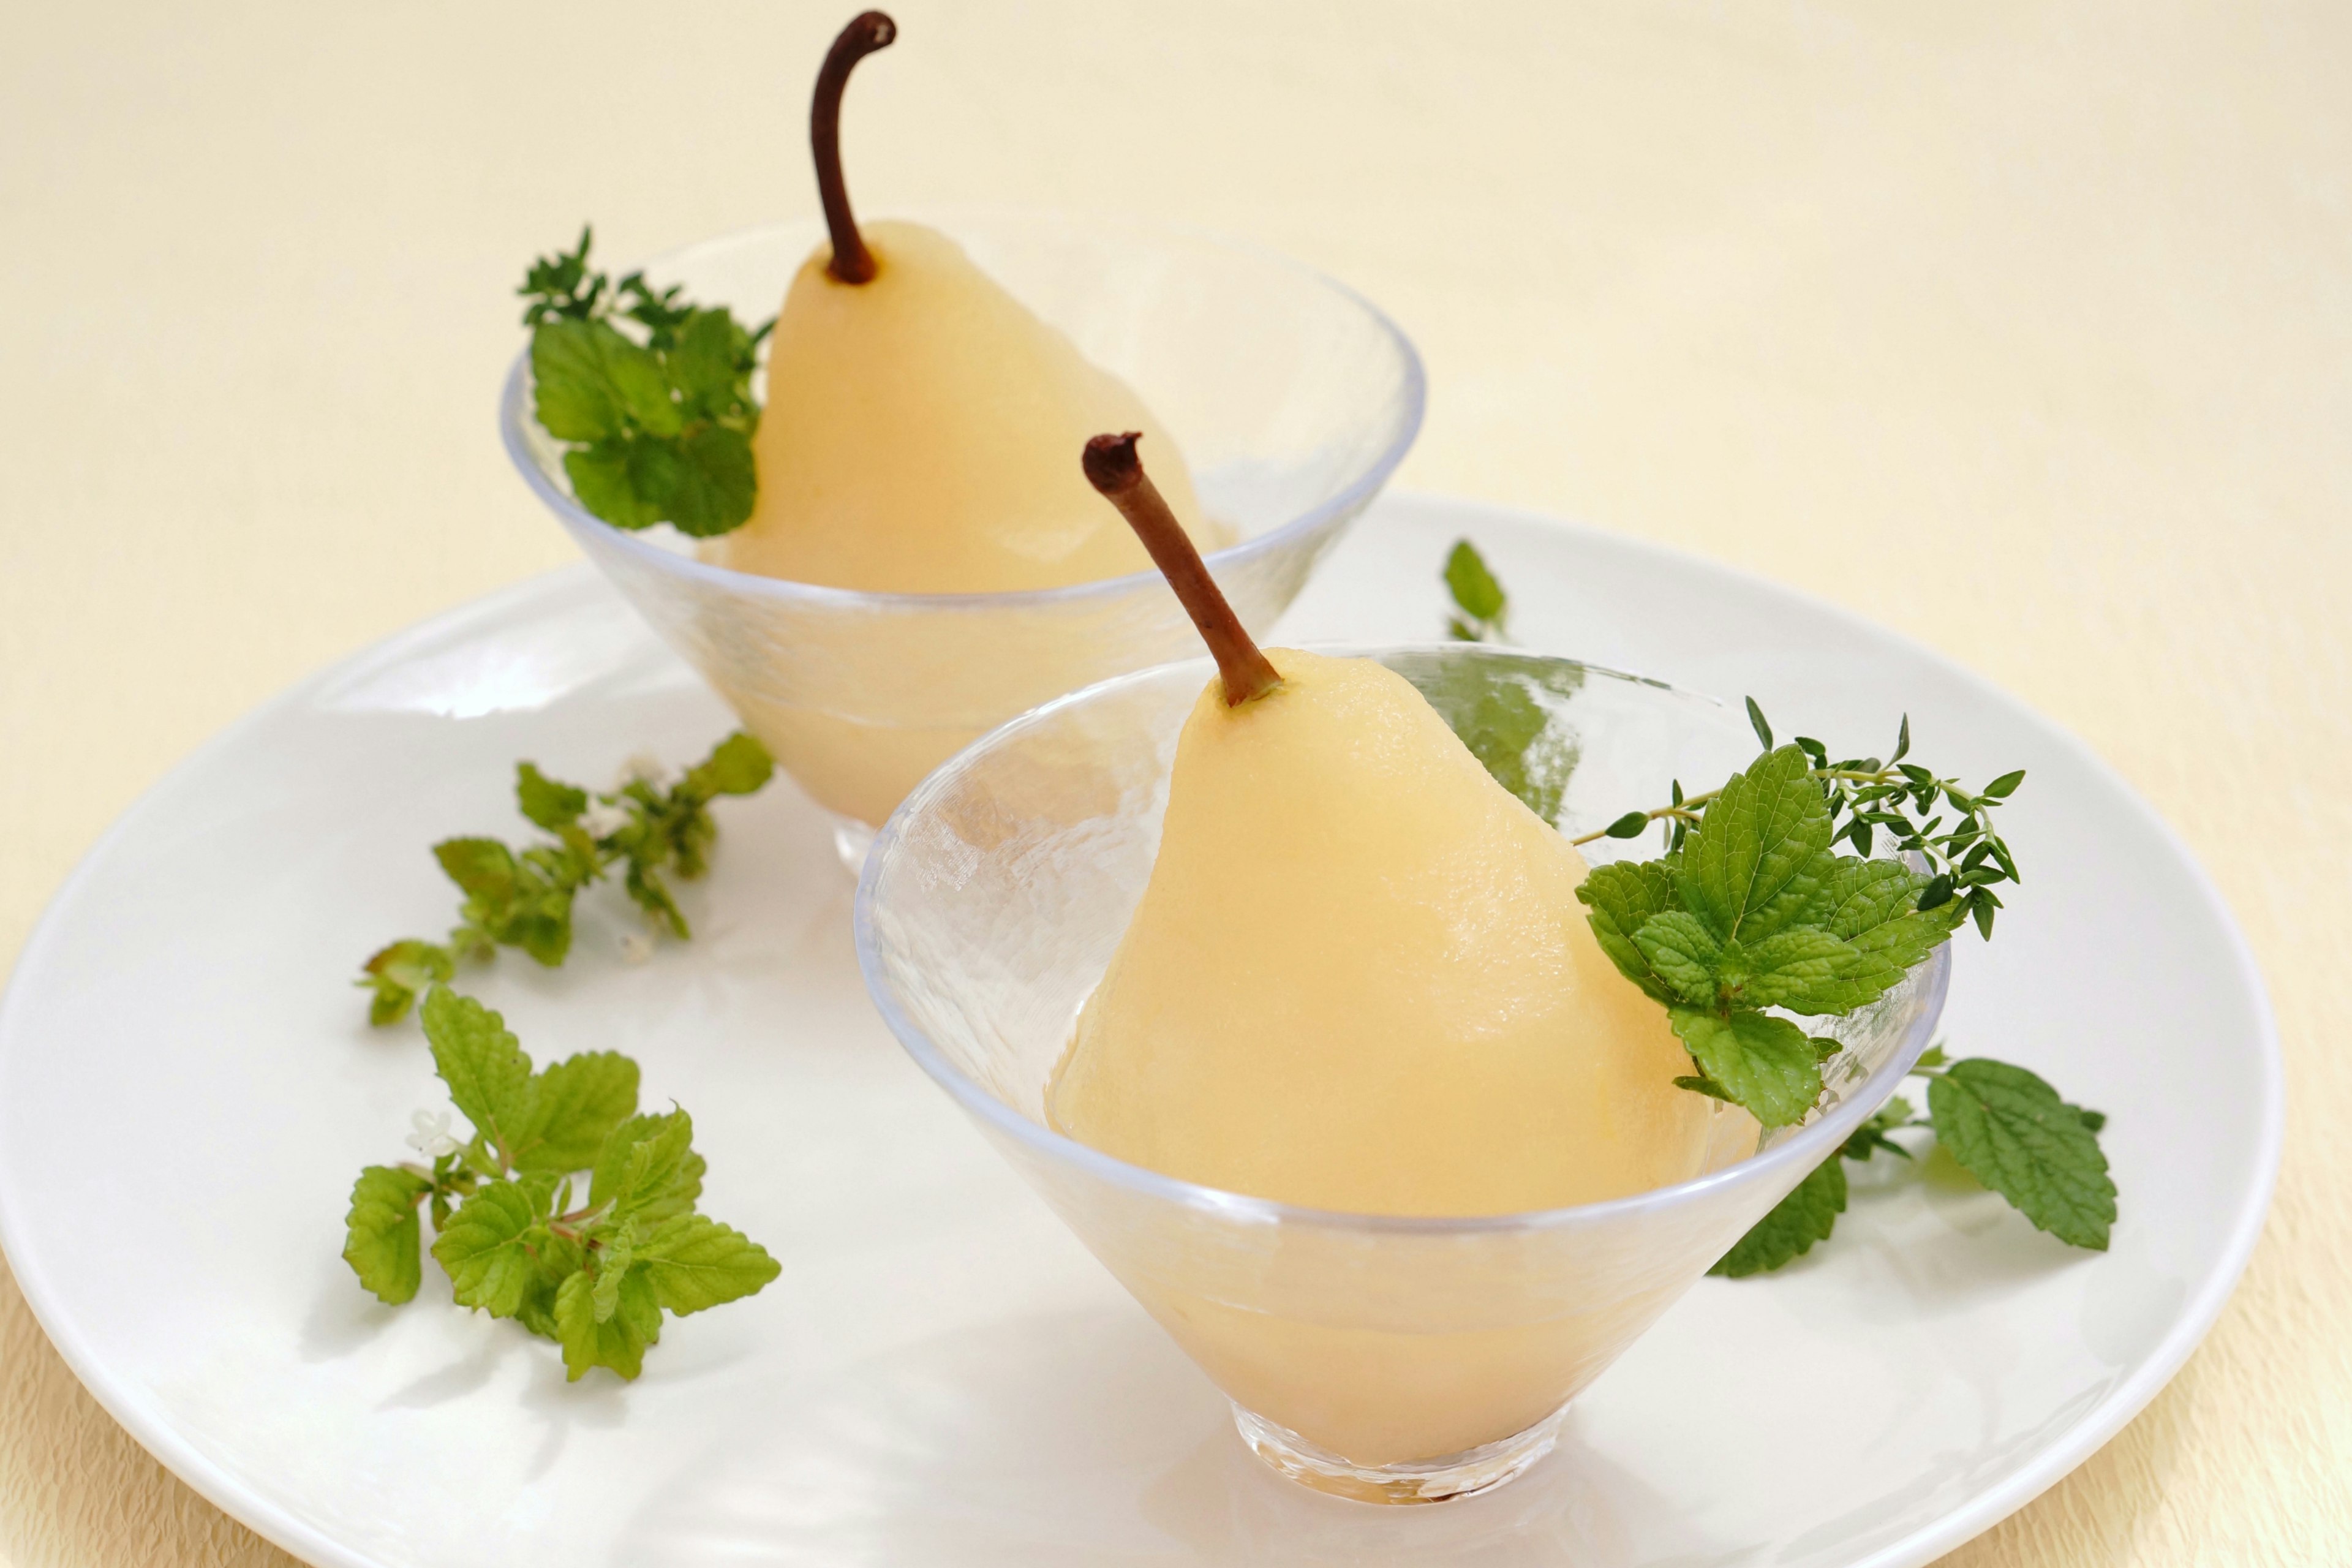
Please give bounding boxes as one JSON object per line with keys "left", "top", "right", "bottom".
{"left": 719, "top": 12, "right": 1213, "bottom": 593}
{"left": 1051, "top": 435, "right": 1715, "bottom": 1216}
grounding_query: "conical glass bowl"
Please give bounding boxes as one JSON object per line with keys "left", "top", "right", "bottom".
{"left": 854, "top": 644, "right": 1948, "bottom": 1504}
{"left": 500, "top": 209, "right": 1424, "bottom": 845}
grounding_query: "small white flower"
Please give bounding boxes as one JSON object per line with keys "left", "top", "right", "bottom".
{"left": 405, "top": 1109, "right": 461, "bottom": 1159}
{"left": 620, "top": 931, "right": 655, "bottom": 964}
{"left": 580, "top": 800, "right": 630, "bottom": 839}
{"left": 617, "top": 750, "right": 676, "bottom": 790}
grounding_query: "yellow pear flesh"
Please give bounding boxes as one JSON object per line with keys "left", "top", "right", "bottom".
{"left": 720, "top": 220, "right": 1215, "bottom": 594}
{"left": 1049, "top": 649, "right": 1716, "bottom": 1218}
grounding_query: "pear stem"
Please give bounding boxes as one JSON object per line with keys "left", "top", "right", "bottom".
{"left": 812, "top": 11, "right": 897, "bottom": 285}
{"left": 1084, "top": 434, "right": 1283, "bottom": 707}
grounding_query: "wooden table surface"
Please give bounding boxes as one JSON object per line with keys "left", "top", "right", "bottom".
{"left": 4, "top": 2, "right": 2346, "bottom": 1562}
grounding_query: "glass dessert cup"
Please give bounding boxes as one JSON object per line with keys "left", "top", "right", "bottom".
{"left": 855, "top": 644, "right": 1950, "bottom": 1504}
{"left": 500, "top": 209, "right": 1425, "bottom": 854}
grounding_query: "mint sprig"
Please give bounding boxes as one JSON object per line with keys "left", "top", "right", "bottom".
{"left": 1572, "top": 739, "right": 1969, "bottom": 1129}
{"left": 357, "top": 732, "right": 774, "bottom": 1024}
{"left": 521, "top": 227, "right": 773, "bottom": 538}
{"left": 1434, "top": 541, "right": 2117, "bottom": 1270}
{"left": 342, "top": 987, "right": 780, "bottom": 1381}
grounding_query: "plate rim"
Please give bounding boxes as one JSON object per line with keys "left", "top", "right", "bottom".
{"left": 0, "top": 494, "right": 2284, "bottom": 1568}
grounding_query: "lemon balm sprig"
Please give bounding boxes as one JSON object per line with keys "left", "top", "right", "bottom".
{"left": 343, "top": 988, "right": 780, "bottom": 1381}
{"left": 356, "top": 733, "right": 774, "bottom": 1025}
{"left": 1438, "top": 538, "right": 2113, "bottom": 1274}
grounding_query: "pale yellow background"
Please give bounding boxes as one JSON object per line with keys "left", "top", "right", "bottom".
{"left": 2, "top": 1, "right": 2345, "bottom": 1561}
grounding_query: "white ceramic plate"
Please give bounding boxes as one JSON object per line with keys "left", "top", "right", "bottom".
{"left": 0, "top": 496, "right": 2278, "bottom": 1568}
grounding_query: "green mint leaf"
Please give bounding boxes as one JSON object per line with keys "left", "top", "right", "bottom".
{"left": 530, "top": 319, "right": 625, "bottom": 442}
{"left": 1442, "top": 539, "right": 1507, "bottom": 627}
{"left": 1928, "top": 1059, "right": 2116, "bottom": 1250}
{"left": 1669, "top": 1008, "right": 1822, "bottom": 1128}
{"left": 357, "top": 939, "right": 453, "bottom": 1026}
{"left": 1804, "top": 861, "right": 1967, "bottom": 1014}
{"left": 1734, "top": 926, "right": 1859, "bottom": 1010}
{"left": 589, "top": 1109, "right": 697, "bottom": 1222}
{"left": 564, "top": 440, "right": 663, "bottom": 530}
{"left": 2078, "top": 1107, "right": 2108, "bottom": 1134}
{"left": 343, "top": 1165, "right": 432, "bottom": 1304}
{"left": 1710, "top": 1154, "right": 1845, "bottom": 1276}
{"left": 639, "top": 424, "right": 758, "bottom": 538}
{"left": 1576, "top": 861, "right": 1683, "bottom": 1003}
{"left": 517, "top": 1052, "right": 639, "bottom": 1175}
{"left": 434, "top": 837, "right": 518, "bottom": 906}
{"left": 636, "top": 1214, "right": 783, "bottom": 1315}
{"left": 514, "top": 1230, "right": 584, "bottom": 1342}
{"left": 665, "top": 308, "right": 746, "bottom": 420}
{"left": 429, "top": 1177, "right": 557, "bottom": 1317}
{"left": 515, "top": 763, "right": 588, "bottom": 831}
{"left": 554, "top": 1266, "right": 659, "bottom": 1381}
{"left": 420, "top": 987, "right": 537, "bottom": 1166}
{"left": 1677, "top": 745, "right": 1833, "bottom": 944}
{"left": 1672, "top": 1074, "right": 1734, "bottom": 1101}
{"left": 633, "top": 1149, "right": 706, "bottom": 1226}
{"left": 1630, "top": 911, "right": 1724, "bottom": 1006}
{"left": 590, "top": 1229, "right": 638, "bottom": 1324}
{"left": 1915, "top": 1043, "right": 1948, "bottom": 1069}
{"left": 684, "top": 731, "right": 774, "bottom": 799}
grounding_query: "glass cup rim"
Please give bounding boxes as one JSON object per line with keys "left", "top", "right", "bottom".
{"left": 853, "top": 641, "right": 1951, "bottom": 1238}
{"left": 496, "top": 205, "right": 1429, "bottom": 614}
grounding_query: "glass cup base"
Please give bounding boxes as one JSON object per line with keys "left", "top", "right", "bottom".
{"left": 830, "top": 816, "right": 878, "bottom": 876}
{"left": 1230, "top": 1401, "right": 1569, "bottom": 1505}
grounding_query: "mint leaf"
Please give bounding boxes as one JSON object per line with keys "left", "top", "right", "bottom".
{"left": 685, "top": 731, "right": 774, "bottom": 799}
{"left": 590, "top": 1229, "right": 638, "bottom": 1324}
{"left": 1773, "top": 858, "right": 1966, "bottom": 1014}
{"left": 515, "top": 763, "right": 587, "bottom": 831}
{"left": 420, "top": 987, "right": 536, "bottom": 1167}
{"left": 636, "top": 1214, "right": 783, "bottom": 1315}
{"left": 666, "top": 308, "right": 745, "bottom": 418}
{"left": 1630, "top": 911, "right": 1723, "bottom": 1006}
{"left": 1577, "top": 861, "right": 1682, "bottom": 1003}
{"left": 356, "top": 939, "right": 453, "bottom": 1026}
{"left": 434, "top": 837, "right": 518, "bottom": 906}
{"left": 1929, "top": 1059, "right": 2116, "bottom": 1250}
{"left": 564, "top": 441, "right": 662, "bottom": 530}
{"left": 554, "top": 1265, "right": 660, "bottom": 1381}
{"left": 1669, "top": 1009, "right": 1822, "bottom": 1128}
{"left": 1711, "top": 1155, "right": 1845, "bottom": 1276}
{"left": 1677, "top": 745, "right": 1833, "bottom": 944}
{"left": 663, "top": 424, "right": 759, "bottom": 538}
{"left": 590, "top": 1109, "right": 697, "bottom": 1221}
{"left": 530, "top": 319, "right": 628, "bottom": 442}
{"left": 431, "top": 1177, "right": 556, "bottom": 1317}
{"left": 343, "top": 1166, "right": 432, "bottom": 1304}
{"left": 519, "top": 1052, "right": 639, "bottom": 1175}
{"left": 1735, "top": 926, "right": 1858, "bottom": 1010}
{"left": 514, "top": 1231, "right": 584, "bottom": 1342}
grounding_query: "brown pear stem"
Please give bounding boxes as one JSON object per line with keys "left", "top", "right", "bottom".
{"left": 1084, "top": 433, "right": 1283, "bottom": 707}
{"left": 812, "top": 11, "right": 897, "bottom": 285}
